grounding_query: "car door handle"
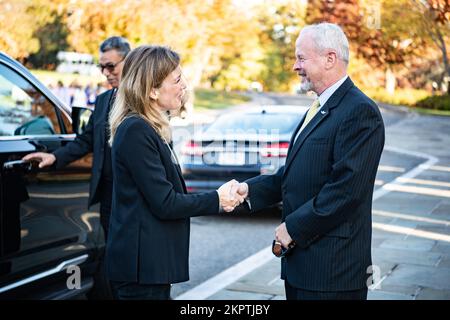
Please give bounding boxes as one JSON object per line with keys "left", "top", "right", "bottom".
{"left": 3, "top": 160, "right": 33, "bottom": 171}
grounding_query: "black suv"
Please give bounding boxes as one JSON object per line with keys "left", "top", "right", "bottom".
{"left": 0, "top": 52, "right": 105, "bottom": 299}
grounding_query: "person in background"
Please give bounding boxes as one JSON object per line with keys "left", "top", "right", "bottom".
{"left": 85, "top": 83, "right": 97, "bottom": 106}
{"left": 51, "top": 80, "right": 71, "bottom": 107}
{"left": 22, "top": 36, "right": 132, "bottom": 299}
{"left": 70, "top": 80, "right": 87, "bottom": 107}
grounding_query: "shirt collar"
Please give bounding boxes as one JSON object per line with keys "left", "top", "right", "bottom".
{"left": 317, "top": 75, "right": 348, "bottom": 109}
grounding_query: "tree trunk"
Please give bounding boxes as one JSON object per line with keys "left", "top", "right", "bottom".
{"left": 432, "top": 24, "right": 450, "bottom": 94}
{"left": 385, "top": 67, "right": 396, "bottom": 95}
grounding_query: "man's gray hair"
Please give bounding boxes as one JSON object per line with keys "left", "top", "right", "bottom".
{"left": 300, "top": 23, "right": 349, "bottom": 64}
{"left": 100, "top": 36, "right": 131, "bottom": 58}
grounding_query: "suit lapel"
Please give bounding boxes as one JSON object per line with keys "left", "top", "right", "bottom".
{"left": 175, "top": 164, "right": 187, "bottom": 192}
{"left": 95, "top": 89, "right": 114, "bottom": 141}
{"left": 103, "top": 89, "right": 115, "bottom": 121}
{"left": 284, "top": 109, "right": 329, "bottom": 171}
{"left": 172, "top": 155, "right": 185, "bottom": 189}
{"left": 287, "top": 112, "right": 307, "bottom": 154}
{"left": 164, "top": 141, "right": 188, "bottom": 192}
{"left": 284, "top": 78, "right": 355, "bottom": 175}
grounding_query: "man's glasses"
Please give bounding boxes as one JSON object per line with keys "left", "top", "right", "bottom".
{"left": 97, "top": 57, "right": 125, "bottom": 73}
{"left": 272, "top": 240, "right": 296, "bottom": 258}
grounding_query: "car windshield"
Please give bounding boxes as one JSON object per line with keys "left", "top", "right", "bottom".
{"left": 205, "top": 112, "right": 301, "bottom": 135}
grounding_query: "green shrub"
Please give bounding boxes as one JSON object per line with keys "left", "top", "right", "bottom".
{"left": 194, "top": 88, "right": 251, "bottom": 110}
{"left": 363, "top": 87, "right": 430, "bottom": 106}
{"left": 415, "top": 95, "right": 450, "bottom": 111}
{"left": 31, "top": 69, "right": 104, "bottom": 87}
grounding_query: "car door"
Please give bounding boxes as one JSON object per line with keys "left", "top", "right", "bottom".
{"left": 0, "top": 56, "right": 100, "bottom": 299}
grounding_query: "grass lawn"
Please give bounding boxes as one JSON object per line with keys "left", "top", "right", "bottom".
{"left": 30, "top": 69, "right": 104, "bottom": 86}
{"left": 410, "top": 106, "right": 450, "bottom": 117}
{"left": 364, "top": 87, "right": 450, "bottom": 117}
{"left": 30, "top": 70, "right": 250, "bottom": 110}
{"left": 193, "top": 88, "right": 251, "bottom": 111}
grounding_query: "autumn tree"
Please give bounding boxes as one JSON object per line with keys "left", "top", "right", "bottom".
{"left": 27, "top": 17, "right": 69, "bottom": 69}
{"left": 306, "top": 0, "right": 426, "bottom": 94}
{"left": 0, "top": 0, "right": 40, "bottom": 61}
{"left": 412, "top": 0, "right": 450, "bottom": 93}
{"left": 255, "top": 0, "right": 307, "bottom": 92}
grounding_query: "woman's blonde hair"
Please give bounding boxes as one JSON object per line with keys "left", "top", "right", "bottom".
{"left": 109, "top": 45, "right": 180, "bottom": 145}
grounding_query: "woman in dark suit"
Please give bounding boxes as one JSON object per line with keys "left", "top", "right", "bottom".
{"left": 106, "top": 45, "right": 242, "bottom": 300}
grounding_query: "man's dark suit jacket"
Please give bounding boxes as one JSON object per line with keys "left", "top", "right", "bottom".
{"left": 53, "top": 89, "right": 114, "bottom": 207}
{"left": 106, "top": 116, "right": 219, "bottom": 284}
{"left": 246, "top": 78, "right": 385, "bottom": 291}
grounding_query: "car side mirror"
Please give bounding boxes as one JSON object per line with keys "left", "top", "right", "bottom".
{"left": 71, "top": 106, "right": 93, "bottom": 135}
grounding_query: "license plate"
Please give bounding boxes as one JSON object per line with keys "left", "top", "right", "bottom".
{"left": 217, "top": 152, "right": 245, "bottom": 166}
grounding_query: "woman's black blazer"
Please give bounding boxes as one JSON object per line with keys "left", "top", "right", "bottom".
{"left": 106, "top": 115, "right": 219, "bottom": 284}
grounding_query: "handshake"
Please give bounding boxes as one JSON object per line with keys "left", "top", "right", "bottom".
{"left": 217, "top": 180, "right": 249, "bottom": 212}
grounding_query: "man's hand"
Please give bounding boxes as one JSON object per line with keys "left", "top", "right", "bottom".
{"left": 22, "top": 152, "right": 56, "bottom": 168}
{"left": 275, "top": 222, "right": 293, "bottom": 249}
{"left": 232, "top": 182, "right": 248, "bottom": 199}
{"left": 217, "top": 179, "right": 245, "bottom": 212}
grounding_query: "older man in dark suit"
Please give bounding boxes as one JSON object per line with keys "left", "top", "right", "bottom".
{"left": 236, "top": 23, "right": 385, "bottom": 300}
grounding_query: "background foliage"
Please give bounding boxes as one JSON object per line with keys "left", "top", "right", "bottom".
{"left": 0, "top": 0, "right": 449, "bottom": 108}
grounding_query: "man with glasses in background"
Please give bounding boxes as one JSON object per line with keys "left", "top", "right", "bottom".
{"left": 23, "top": 36, "right": 131, "bottom": 299}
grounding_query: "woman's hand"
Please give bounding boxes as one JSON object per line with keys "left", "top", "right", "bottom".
{"left": 217, "top": 179, "right": 245, "bottom": 212}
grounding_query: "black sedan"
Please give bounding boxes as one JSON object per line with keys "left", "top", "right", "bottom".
{"left": 180, "top": 105, "right": 308, "bottom": 193}
{"left": 0, "top": 51, "right": 107, "bottom": 299}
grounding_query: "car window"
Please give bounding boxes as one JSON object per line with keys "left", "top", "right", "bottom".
{"left": 205, "top": 112, "right": 301, "bottom": 135}
{"left": 0, "top": 64, "right": 61, "bottom": 136}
